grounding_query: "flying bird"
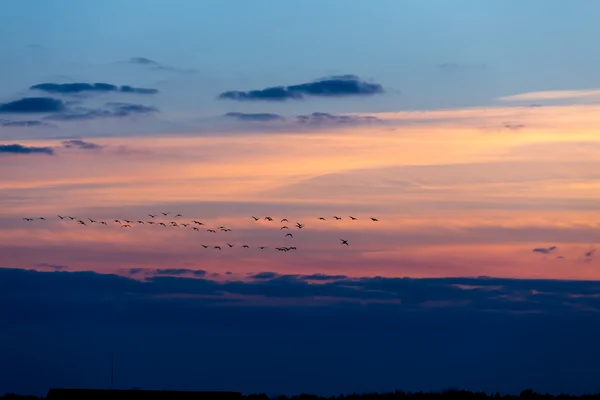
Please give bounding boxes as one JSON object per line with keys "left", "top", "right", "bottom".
{"left": 340, "top": 239, "right": 349, "bottom": 245}
{"left": 37, "top": 217, "right": 46, "bottom": 220}
{"left": 226, "top": 243, "right": 235, "bottom": 248}
{"left": 288, "top": 246, "right": 297, "bottom": 250}
{"left": 213, "top": 246, "right": 222, "bottom": 250}
{"left": 242, "top": 245, "right": 249, "bottom": 248}
{"left": 122, "top": 224, "right": 131, "bottom": 228}
{"left": 349, "top": 216, "right": 357, "bottom": 220}
{"left": 201, "top": 245, "right": 209, "bottom": 248}
{"left": 23, "top": 218, "right": 33, "bottom": 221}
{"left": 285, "top": 233, "right": 293, "bottom": 238}
{"left": 264, "top": 216, "right": 273, "bottom": 221}
{"left": 207, "top": 229, "right": 216, "bottom": 233}
{"left": 333, "top": 216, "right": 342, "bottom": 220}
{"left": 252, "top": 216, "right": 259, "bottom": 221}
{"left": 113, "top": 219, "right": 121, "bottom": 224}
{"left": 295, "top": 223, "right": 304, "bottom": 229}
{"left": 159, "top": 223, "right": 167, "bottom": 227}
{"left": 88, "top": 218, "right": 96, "bottom": 223}
{"left": 182, "top": 223, "right": 189, "bottom": 227}
{"left": 192, "top": 227, "right": 199, "bottom": 231}
{"left": 147, "top": 221, "right": 155, "bottom": 225}
{"left": 136, "top": 221, "right": 144, "bottom": 224}
{"left": 174, "top": 213, "right": 183, "bottom": 217}
{"left": 77, "top": 220, "right": 86, "bottom": 226}
{"left": 67, "top": 216, "right": 75, "bottom": 220}
{"left": 258, "top": 246, "right": 267, "bottom": 249}
{"left": 57, "top": 215, "right": 65, "bottom": 220}
{"left": 148, "top": 214, "right": 156, "bottom": 218}
{"left": 124, "top": 220, "right": 133, "bottom": 223}
{"left": 370, "top": 217, "right": 378, "bottom": 221}
{"left": 281, "top": 218, "right": 288, "bottom": 222}
{"left": 192, "top": 220, "right": 204, "bottom": 225}
{"left": 100, "top": 221, "right": 108, "bottom": 225}
{"left": 161, "top": 212, "right": 169, "bottom": 216}
{"left": 318, "top": 217, "right": 326, "bottom": 220}
{"left": 281, "top": 226, "right": 289, "bottom": 229}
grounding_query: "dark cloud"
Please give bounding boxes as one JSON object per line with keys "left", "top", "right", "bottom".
{"left": 44, "top": 102, "right": 158, "bottom": 121}
{"left": 532, "top": 246, "right": 557, "bottom": 255}
{"left": 218, "top": 75, "right": 384, "bottom": 101}
{"left": 128, "top": 268, "right": 148, "bottom": 275}
{"left": 300, "top": 273, "right": 349, "bottom": 281}
{"left": 0, "top": 97, "right": 65, "bottom": 113}
{"left": 224, "top": 112, "right": 284, "bottom": 122}
{"left": 61, "top": 140, "right": 104, "bottom": 150}
{"left": 295, "top": 112, "right": 381, "bottom": 125}
{"left": 35, "top": 263, "right": 68, "bottom": 270}
{"left": 0, "top": 119, "right": 54, "bottom": 127}
{"left": 3, "top": 268, "right": 600, "bottom": 396}
{"left": 249, "top": 272, "right": 280, "bottom": 280}
{"left": 0, "top": 144, "right": 54, "bottom": 155}
{"left": 155, "top": 268, "right": 206, "bottom": 277}
{"left": 3, "top": 268, "right": 598, "bottom": 313}
{"left": 30, "top": 83, "right": 159, "bottom": 95}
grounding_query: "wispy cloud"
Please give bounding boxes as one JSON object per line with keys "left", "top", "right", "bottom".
{"left": 222, "top": 111, "right": 381, "bottom": 127}
{"left": 0, "top": 143, "right": 54, "bottom": 155}
{"left": 0, "top": 119, "right": 54, "bottom": 127}
{"left": 45, "top": 102, "right": 158, "bottom": 121}
{"left": 30, "top": 83, "right": 159, "bottom": 95}
{"left": 129, "top": 56, "right": 197, "bottom": 74}
{"left": 497, "top": 89, "right": 600, "bottom": 102}
{"left": 61, "top": 140, "right": 104, "bottom": 150}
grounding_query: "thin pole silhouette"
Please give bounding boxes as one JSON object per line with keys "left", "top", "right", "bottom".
{"left": 111, "top": 351, "right": 115, "bottom": 389}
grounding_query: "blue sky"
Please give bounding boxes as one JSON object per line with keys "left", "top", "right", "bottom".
{"left": 3, "top": 0, "right": 600, "bottom": 119}
{"left": 2, "top": 0, "right": 600, "bottom": 397}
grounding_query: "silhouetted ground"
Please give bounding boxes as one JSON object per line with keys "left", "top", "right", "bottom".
{"left": 3, "top": 389, "right": 600, "bottom": 400}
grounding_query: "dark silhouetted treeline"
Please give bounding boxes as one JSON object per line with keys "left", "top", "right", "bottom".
{"left": 5, "top": 389, "right": 600, "bottom": 400}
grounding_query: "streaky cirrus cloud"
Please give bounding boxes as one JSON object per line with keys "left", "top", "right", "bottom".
{"left": 44, "top": 102, "right": 158, "bottom": 121}
{"left": 0, "top": 97, "right": 65, "bottom": 113}
{"left": 61, "top": 139, "right": 104, "bottom": 150}
{"left": 0, "top": 143, "right": 54, "bottom": 155}
{"left": 30, "top": 82, "right": 159, "bottom": 95}
{"left": 0, "top": 119, "right": 55, "bottom": 128}
{"left": 218, "top": 75, "right": 384, "bottom": 101}
{"left": 497, "top": 88, "right": 600, "bottom": 102}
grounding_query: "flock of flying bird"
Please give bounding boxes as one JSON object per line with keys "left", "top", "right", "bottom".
{"left": 21, "top": 213, "right": 380, "bottom": 251}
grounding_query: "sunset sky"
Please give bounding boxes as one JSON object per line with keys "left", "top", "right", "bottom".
{"left": 2, "top": 0, "right": 600, "bottom": 397}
